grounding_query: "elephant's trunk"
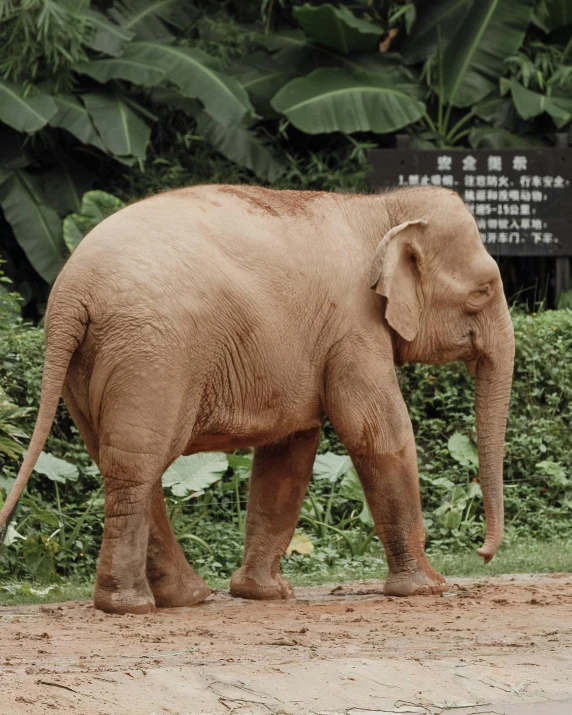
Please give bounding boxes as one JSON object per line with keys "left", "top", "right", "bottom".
{"left": 474, "top": 308, "right": 515, "bottom": 563}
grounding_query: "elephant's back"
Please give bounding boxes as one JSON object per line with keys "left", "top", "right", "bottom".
{"left": 61, "top": 186, "right": 333, "bottom": 319}
{"left": 72, "top": 184, "right": 340, "bottom": 278}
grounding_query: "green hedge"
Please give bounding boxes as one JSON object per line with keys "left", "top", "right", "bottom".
{"left": 1, "top": 295, "right": 572, "bottom": 582}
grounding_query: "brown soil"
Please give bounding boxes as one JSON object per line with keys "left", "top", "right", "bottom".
{"left": 1, "top": 574, "right": 572, "bottom": 715}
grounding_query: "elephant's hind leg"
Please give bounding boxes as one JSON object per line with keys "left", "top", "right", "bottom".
{"left": 94, "top": 442, "right": 159, "bottom": 614}
{"left": 230, "top": 426, "right": 320, "bottom": 600}
{"left": 146, "top": 481, "right": 210, "bottom": 608}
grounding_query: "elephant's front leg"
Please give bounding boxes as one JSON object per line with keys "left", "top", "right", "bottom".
{"left": 327, "top": 365, "right": 446, "bottom": 597}
{"left": 352, "top": 438, "right": 446, "bottom": 596}
{"left": 146, "top": 481, "right": 211, "bottom": 608}
{"left": 230, "top": 426, "right": 320, "bottom": 600}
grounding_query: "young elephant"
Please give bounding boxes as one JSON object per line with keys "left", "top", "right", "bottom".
{"left": 0, "top": 185, "right": 514, "bottom": 614}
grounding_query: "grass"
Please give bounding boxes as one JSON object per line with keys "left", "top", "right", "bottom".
{"left": 1, "top": 539, "right": 571, "bottom": 607}
{"left": 0, "top": 582, "right": 92, "bottom": 607}
{"left": 284, "top": 538, "right": 572, "bottom": 586}
{"left": 431, "top": 539, "right": 572, "bottom": 578}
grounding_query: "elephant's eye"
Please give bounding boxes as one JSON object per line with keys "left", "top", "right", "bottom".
{"left": 467, "top": 285, "right": 492, "bottom": 311}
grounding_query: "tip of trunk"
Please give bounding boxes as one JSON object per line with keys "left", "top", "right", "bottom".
{"left": 477, "top": 535, "right": 502, "bottom": 564}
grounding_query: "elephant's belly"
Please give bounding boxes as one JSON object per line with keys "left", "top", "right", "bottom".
{"left": 183, "top": 412, "right": 323, "bottom": 454}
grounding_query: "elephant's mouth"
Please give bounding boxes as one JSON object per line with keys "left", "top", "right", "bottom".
{"left": 461, "top": 327, "right": 483, "bottom": 360}
{"left": 393, "top": 326, "right": 481, "bottom": 367}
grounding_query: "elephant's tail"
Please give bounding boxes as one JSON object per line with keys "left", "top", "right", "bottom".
{"left": 0, "top": 297, "right": 89, "bottom": 543}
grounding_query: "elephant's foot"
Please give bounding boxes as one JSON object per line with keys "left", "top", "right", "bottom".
{"left": 149, "top": 566, "right": 211, "bottom": 608}
{"left": 229, "top": 566, "right": 295, "bottom": 600}
{"left": 384, "top": 566, "right": 446, "bottom": 597}
{"left": 94, "top": 579, "right": 156, "bottom": 615}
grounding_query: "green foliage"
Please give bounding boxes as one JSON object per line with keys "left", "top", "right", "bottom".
{"left": 162, "top": 453, "right": 229, "bottom": 498}
{"left": 401, "top": 0, "right": 472, "bottom": 65}
{"left": 537, "top": 0, "right": 572, "bottom": 33}
{"left": 292, "top": 4, "right": 383, "bottom": 54}
{"left": 271, "top": 67, "right": 426, "bottom": 134}
{"left": 441, "top": 0, "right": 535, "bottom": 108}
{"left": 63, "top": 190, "right": 125, "bottom": 251}
{"left": 0, "top": 271, "right": 22, "bottom": 326}
{"left": 1, "top": 0, "right": 570, "bottom": 304}
{"left": 557, "top": 288, "right": 572, "bottom": 309}
{"left": 299, "top": 452, "right": 375, "bottom": 555}
{"left": 447, "top": 432, "right": 479, "bottom": 468}
{"left": 0, "top": 0, "right": 90, "bottom": 91}
{"left": 33, "top": 451, "right": 79, "bottom": 483}
{"left": 0, "top": 386, "right": 32, "bottom": 461}
{"left": 0, "top": 168, "right": 67, "bottom": 283}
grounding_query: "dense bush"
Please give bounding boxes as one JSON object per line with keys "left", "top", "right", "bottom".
{"left": 1, "top": 276, "right": 571, "bottom": 583}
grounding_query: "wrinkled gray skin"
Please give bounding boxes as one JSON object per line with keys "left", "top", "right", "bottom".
{"left": 0, "top": 185, "right": 514, "bottom": 614}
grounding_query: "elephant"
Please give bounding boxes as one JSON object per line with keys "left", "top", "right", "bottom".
{"left": 0, "top": 184, "right": 514, "bottom": 614}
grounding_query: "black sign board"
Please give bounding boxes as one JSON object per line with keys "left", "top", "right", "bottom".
{"left": 368, "top": 148, "right": 572, "bottom": 257}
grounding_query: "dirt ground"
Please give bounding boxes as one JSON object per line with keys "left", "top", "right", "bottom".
{"left": 1, "top": 574, "right": 571, "bottom": 715}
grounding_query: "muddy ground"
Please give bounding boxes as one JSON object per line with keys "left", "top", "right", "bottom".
{"left": 1, "top": 574, "right": 571, "bottom": 715}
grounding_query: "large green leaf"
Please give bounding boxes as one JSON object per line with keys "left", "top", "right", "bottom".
{"left": 40, "top": 153, "right": 93, "bottom": 218}
{"left": 402, "top": 0, "right": 472, "bottom": 65}
{"left": 0, "top": 81, "right": 57, "bottom": 133}
{"left": 348, "top": 52, "right": 411, "bottom": 74}
{"left": 260, "top": 29, "right": 316, "bottom": 67}
{"left": 128, "top": 42, "right": 254, "bottom": 127}
{"left": 260, "top": 28, "right": 390, "bottom": 75}
{"left": 33, "top": 451, "right": 79, "bottom": 483}
{"left": 63, "top": 190, "right": 125, "bottom": 252}
{"left": 49, "top": 94, "right": 107, "bottom": 153}
{"left": 109, "top": 0, "right": 195, "bottom": 41}
{"left": 0, "top": 169, "right": 65, "bottom": 283}
{"left": 81, "top": 92, "right": 151, "bottom": 159}
{"left": 154, "top": 91, "right": 286, "bottom": 182}
{"left": 259, "top": 30, "right": 348, "bottom": 73}
{"left": 83, "top": 8, "right": 134, "bottom": 57}
{"left": 76, "top": 43, "right": 167, "bottom": 86}
{"left": 543, "top": 0, "right": 572, "bottom": 31}
{"left": 0, "top": 128, "right": 32, "bottom": 170}
{"left": 262, "top": 29, "right": 308, "bottom": 53}
{"left": 312, "top": 452, "right": 354, "bottom": 481}
{"left": 473, "top": 94, "right": 514, "bottom": 128}
{"left": 469, "top": 126, "right": 546, "bottom": 148}
{"left": 2, "top": 523, "right": 25, "bottom": 547}
{"left": 447, "top": 433, "right": 479, "bottom": 468}
{"left": 338, "top": 471, "right": 374, "bottom": 527}
{"left": 293, "top": 3, "right": 383, "bottom": 54}
{"left": 271, "top": 68, "right": 425, "bottom": 134}
{"left": 229, "top": 51, "right": 294, "bottom": 113}
{"left": 510, "top": 80, "right": 572, "bottom": 128}
{"left": 195, "top": 113, "right": 286, "bottom": 183}
{"left": 162, "top": 452, "right": 228, "bottom": 497}
{"left": 156, "top": 44, "right": 254, "bottom": 123}
{"left": 442, "top": 0, "right": 535, "bottom": 108}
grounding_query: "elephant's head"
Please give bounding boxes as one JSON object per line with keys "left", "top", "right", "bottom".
{"left": 370, "top": 187, "right": 515, "bottom": 563}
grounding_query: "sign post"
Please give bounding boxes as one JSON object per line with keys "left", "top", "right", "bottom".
{"left": 368, "top": 139, "right": 572, "bottom": 300}
{"left": 554, "top": 133, "right": 570, "bottom": 298}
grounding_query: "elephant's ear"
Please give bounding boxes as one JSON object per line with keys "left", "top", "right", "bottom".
{"left": 370, "top": 219, "right": 428, "bottom": 342}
